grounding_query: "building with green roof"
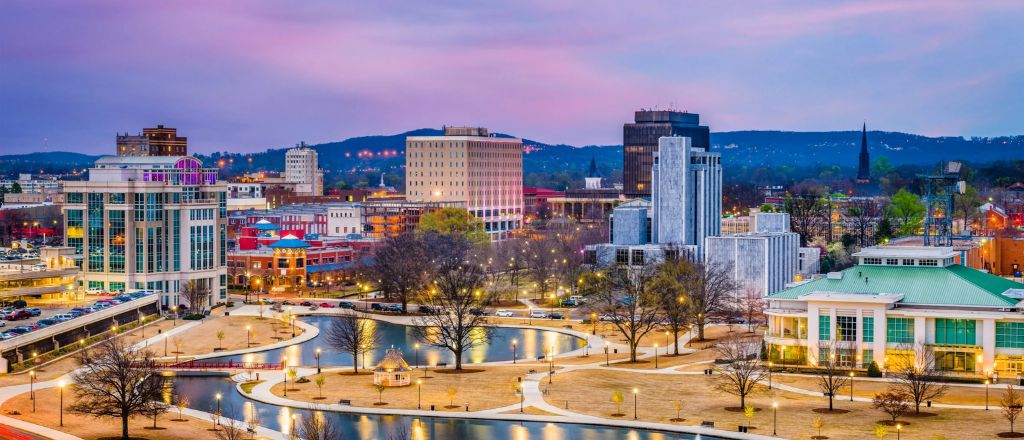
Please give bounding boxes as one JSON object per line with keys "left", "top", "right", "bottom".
{"left": 765, "top": 246, "right": 1024, "bottom": 376}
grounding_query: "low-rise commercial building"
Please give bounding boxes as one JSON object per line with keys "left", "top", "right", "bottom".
{"left": 765, "top": 246, "right": 1024, "bottom": 376}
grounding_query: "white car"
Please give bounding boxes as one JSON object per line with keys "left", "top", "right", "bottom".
{"left": 495, "top": 309, "right": 514, "bottom": 318}
{"left": 530, "top": 309, "right": 547, "bottom": 319}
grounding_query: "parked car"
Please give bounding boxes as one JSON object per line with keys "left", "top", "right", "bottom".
{"left": 260, "top": 298, "right": 275, "bottom": 305}
{"left": 384, "top": 304, "right": 403, "bottom": 312}
{"left": 68, "top": 310, "right": 84, "bottom": 318}
{"left": 417, "top": 305, "right": 434, "bottom": 314}
{"left": 0, "top": 333, "right": 15, "bottom": 340}
{"left": 470, "top": 307, "right": 487, "bottom": 316}
{"left": 495, "top": 309, "right": 514, "bottom": 317}
{"left": 6, "top": 310, "right": 31, "bottom": 321}
{"left": 114, "top": 295, "right": 132, "bottom": 302}
{"left": 282, "top": 300, "right": 296, "bottom": 306}
{"left": 371, "top": 303, "right": 385, "bottom": 311}
{"left": 8, "top": 326, "right": 33, "bottom": 334}
{"left": 53, "top": 313, "right": 76, "bottom": 321}
{"left": 319, "top": 302, "right": 336, "bottom": 308}
{"left": 338, "top": 301, "right": 355, "bottom": 309}
{"left": 530, "top": 310, "right": 547, "bottom": 319}
{"left": 598, "top": 313, "right": 618, "bottom": 322}
{"left": 24, "top": 308, "right": 41, "bottom": 317}
{"left": 299, "top": 301, "right": 313, "bottom": 306}
{"left": 561, "top": 299, "right": 578, "bottom": 307}
{"left": 36, "top": 319, "right": 57, "bottom": 327}
{"left": 549, "top": 312, "right": 565, "bottom": 320}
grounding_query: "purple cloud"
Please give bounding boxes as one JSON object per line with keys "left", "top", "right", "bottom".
{"left": 1, "top": 0, "right": 1023, "bottom": 154}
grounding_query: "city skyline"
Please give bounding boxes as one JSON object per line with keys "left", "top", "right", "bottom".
{"left": 3, "top": 1, "right": 1024, "bottom": 154}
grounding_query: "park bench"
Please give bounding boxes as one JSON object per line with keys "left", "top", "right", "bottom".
{"left": 701, "top": 421, "right": 714, "bottom": 428}
{"left": 339, "top": 399, "right": 352, "bottom": 405}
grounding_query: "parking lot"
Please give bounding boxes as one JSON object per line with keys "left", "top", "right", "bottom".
{"left": 0, "top": 291, "right": 158, "bottom": 340}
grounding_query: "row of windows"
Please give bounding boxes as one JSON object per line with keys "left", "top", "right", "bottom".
{"left": 935, "top": 318, "right": 977, "bottom": 346}
{"left": 861, "top": 257, "right": 947, "bottom": 266}
{"left": 190, "top": 225, "right": 215, "bottom": 270}
{"left": 997, "top": 322, "right": 1024, "bottom": 348}
{"left": 189, "top": 208, "right": 215, "bottom": 221}
{"left": 887, "top": 317, "right": 914, "bottom": 343}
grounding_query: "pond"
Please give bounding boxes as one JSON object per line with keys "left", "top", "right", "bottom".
{"left": 206, "top": 315, "right": 584, "bottom": 368}
{"left": 171, "top": 376, "right": 719, "bottom": 440}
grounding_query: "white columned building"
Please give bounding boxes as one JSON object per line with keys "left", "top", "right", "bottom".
{"left": 766, "top": 246, "right": 1024, "bottom": 376}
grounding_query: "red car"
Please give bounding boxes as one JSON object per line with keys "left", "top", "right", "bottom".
{"left": 319, "top": 302, "right": 336, "bottom": 308}
{"left": 5, "top": 310, "right": 32, "bottom": 321}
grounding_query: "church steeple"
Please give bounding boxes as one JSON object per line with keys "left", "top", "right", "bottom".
{"left": 856, "top": 122, "right": 870, "bottom": 183}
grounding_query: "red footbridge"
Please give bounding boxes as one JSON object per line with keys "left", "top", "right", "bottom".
{"left": 141, "top": 360, "right": 282, "bottom": 371}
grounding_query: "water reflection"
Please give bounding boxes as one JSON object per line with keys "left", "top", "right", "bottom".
{"left": 173, "top": 376, "right": 712, "bottom": 440}
{"left": 207, "top": 316, "right": 580, "bottom": 367}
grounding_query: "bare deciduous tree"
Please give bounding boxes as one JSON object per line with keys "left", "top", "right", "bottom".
{"left": 371, "top": 233, "right": 429, "bottom": 314}
{"left": 412, "top": 251, "right": 492, "bottom": 370}
{"left": 213, "top": 409, "right": 247, "bottom": 440}
{"left": 299, "top": 409, "right": 342, "bottom": 440}
{"left": 69, "top": 337, "right": 167, "bottom": 440}
{"left": 683, "top": 261, "right": 739, "bottom": 341}
{"left": 712, "top": 334, "right": 767, "bottom": 409}
{"left": 588, "top": 262, "right": 663, "bottom": 362}
{"left": 325, "top": 313, "right": 381, "bottom": 373}
{"left": 816, "top": 342, "right": 851, "bottom": 411}
{"left": 872, "top": 391, "right": 910, "bottom": 424}
{"left": 887, "top": 344, "right": 949, "bottom": 414}
{"left": 1003, "top": 385, "right": 1024, "bottom": 434}
{"left": 738, "top": 286, "right": 765, "bottom": 332}
{"left": 180, "top": 280, "right": 210, "bottom": 314}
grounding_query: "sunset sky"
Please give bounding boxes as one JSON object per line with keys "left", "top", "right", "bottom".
{"left": 2, "top": 0, "right": 1023, "bottom": 154}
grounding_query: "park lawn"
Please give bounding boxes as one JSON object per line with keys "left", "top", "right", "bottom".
{"left": 1, "top": 388, "right": 246, "bottom": 440}
{"left": 543, "top": 369, "right": 1017, "bottom": 440}
{"left": 268, "top": 366, "right": 536, "bottom": 412}
{"left": 158, "top": 315, "right": 302, "bottom": 358}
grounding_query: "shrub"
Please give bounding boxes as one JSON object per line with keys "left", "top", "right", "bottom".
{"left": 867, "top": 361, "right": 882, "bottom": 377}
{"left": 182, "top": 313, "right": 205, "bottom": 321}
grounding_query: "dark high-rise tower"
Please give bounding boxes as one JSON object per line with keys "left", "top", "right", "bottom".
{"left": 856, "top": 122, "right": 870, "bottom": 183}
{"left": 623, "top": 110, "right": 709, "bottom": 198}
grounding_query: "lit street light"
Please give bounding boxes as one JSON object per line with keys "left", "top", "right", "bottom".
{"left": 849, "top": 371, "right": 855, "bottom": 401}
{"left": 772, "top": 402, "right": 778, "bottom": 436}
{"left": 632, "top": 388, "right": 639, "bottom": 420}
{"left": 29, "top": 371, "right": 35, "bottom": 413}
{"left": 511, "top": 340, "right": 517, "bottom": 364}
{"left": 58, "top": 380, "right": 65, "bottom": 426}
{"left": 215, "top": 393, "right": 222, "bottom": 426}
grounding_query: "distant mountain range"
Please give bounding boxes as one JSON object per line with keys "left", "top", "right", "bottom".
{"left": 3, "top": 129, "right": 1022, "bottom": 177}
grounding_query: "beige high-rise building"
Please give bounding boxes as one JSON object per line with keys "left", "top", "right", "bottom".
{"left": 405, "top": 127, "right": 523, "bottom": 239}
{"left": 285, "top": 143, "right": 323, "bottom": 196}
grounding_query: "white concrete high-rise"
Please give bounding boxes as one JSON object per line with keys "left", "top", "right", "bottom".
{"left": 651, "top": 136, "right": 722, "bottom": 257}
{"left": 285, "top": 143, "right": 323, "bottom": 196}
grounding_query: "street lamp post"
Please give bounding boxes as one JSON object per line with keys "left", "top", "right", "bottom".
{"left": 986, "top": 379, "right": 991, "bottom": 410}
{"left": 315, "top": 348, "right": 321, "bottom": 374}
{"left": 246, "top": 325, "right": 252, "bottom": 347}
{"left": 417, "top": 379, "right": 423, "bottom": 409}
{"left": 215, "top": 393, "right": 222, "bottom": 426}
{"left": 512, "top": 340, "right": 517, "bottom": 364}
{"left": 654, "top": 344, "right": 659, "bottom": 368}
{"left": 289, "top": 308, "right": 296, "bottom": 337}
{"left": 58, "top": 380, "right": 65, "bottom": 427}
{"left": 414, "top": 343, "right": 420, "bottom": 371}
{"left": 520, "top": 383, "right": 525, "bottom": 413}
{"left": 768, "top": 362, "right": 773, "bottom": 390}
{"left": 283, "top": 356, "right": 289, "bottom": 397}
{"left": 172, "top": 305, "right": 178, "bottom": 326}
{"left": 548, "top": 346, "right": 554, "bottom": 384}
{"left": 896, "top": 423, "right": 902, "bottom": 440}
{"left": 604, "top": 342, "right": 610, "bottom": 366}
{"left": 591, "top": 313, "right": 597, "bottom": 335}
{"left": 29, "top": 371, "right": 34, "bottom": 412}
{"left": 632, "top": 388, "right": 638, "bottom": 420}
{"left": 772, "top": 402, "right": 778, "bottom": 436}
{"left": 849, "top": 372, "right": 855, "bottom": 401}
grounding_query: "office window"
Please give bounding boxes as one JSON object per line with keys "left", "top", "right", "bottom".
{"left": 615, "top": 248, "right": 629, "bottom": 265}
{"left": 863, "top": 258, "right": 882, "bottom": 265}
{"left": 886, "top": 317, "right": 914, "bottom": 344}
{"left": 818, "top": 315, "right": 830, "bottom": 340}
{"left": 935, "top": 319, "right": 976, "bottom": 345}
{"left": 903, "top": 259, "right": 915, "bottom": 266}
{"left": 919, "top": 259, "right": 938, "bottom": 267}
{"left": 997, "top": 322, "right": 1024, "bottom": 348}
{"left": 863, "top": 317, "right": 874, "bottom": 342}
{"left": 886, "top": 258, "right": 899, "bottom": 266}
{"left": 836, "top": 315, "right": 857, "bottom": 341}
